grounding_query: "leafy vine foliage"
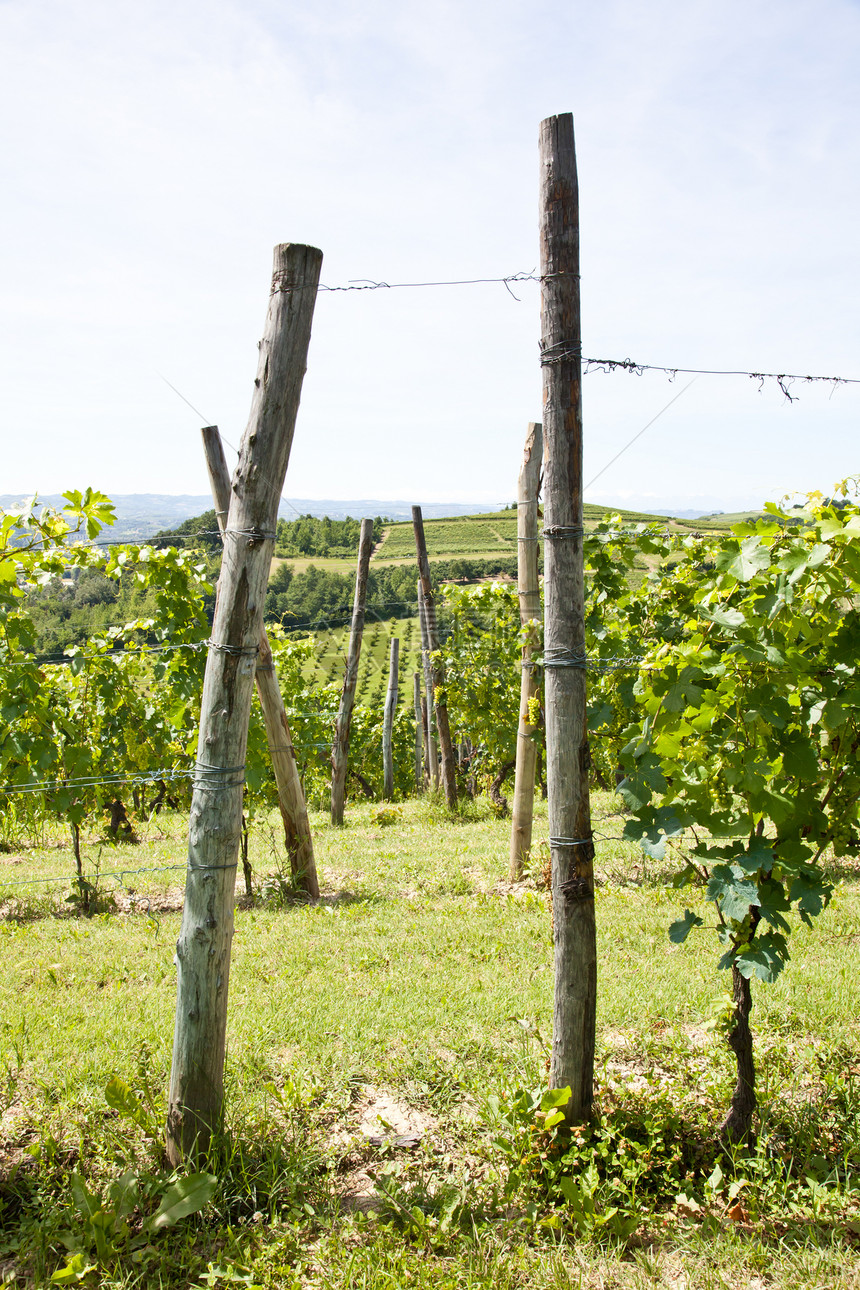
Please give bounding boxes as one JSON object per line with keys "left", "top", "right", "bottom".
{"left": 614, "top": 490, "right": 860, "bottom": 1139}
{"left": 1, "top": 492, "right": 211, "bottom": 851}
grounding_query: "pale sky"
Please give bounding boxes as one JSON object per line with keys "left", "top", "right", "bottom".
{"left": 2, "top": 0, "right": 859, "bottom": 513}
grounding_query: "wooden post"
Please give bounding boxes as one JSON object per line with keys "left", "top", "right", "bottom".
{"left": 510, "top": 421, "right": 543, "bottom": 880}
{"left": 330, "top": 519, "right": 374, "bottom": 824}
{"left": 201, "top": 424, "right": 319, "bottom": 901}
{"left": 167, "top": 241, "right": 322, "bottom": 1164}
{"left": 540, "top": 114, "right": 596, "bottom": 1121}
{"left": 412, "top": 671, "right": 423, "bottom": 793}
{"left": 382, "top": 636, "right": 399, "bottom": 799}
{"left": 413, "top": 508, "right": 458, "bottom": 808}
{"left": 417, "top": 579, "right": 439, "bottom": 789}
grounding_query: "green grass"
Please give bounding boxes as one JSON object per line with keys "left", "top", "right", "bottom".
{"left": 1, "top": 795, "right": 859, "bottom": 1286}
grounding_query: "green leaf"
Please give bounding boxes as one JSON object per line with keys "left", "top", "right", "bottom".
{"left": 540, "top": 1086, "right": 572, "bottom": 1112}
{"left": 669, "top": 909, "right": 703, "bottom": 943}
{"left": 104, "top": 1076, "right": 154, "bottom": 1135}
{"left": 704, "top": 605, "right": 746, "bottom": 631}
{"left": 733, "top": 839, "right": 774, "bottom": 876}
{"left": 149, "top": 1172, "right": 217, "bottom": 1230}
{"left": 788, "top": 871, "right": 831, "bottom": 921}
{"left": 735, "top": 932, "right": 788, "bottom": 982}
{"left": 782, "top": 734, "right": 819, "bottom": 781}
{"left": 706, "top": 865, "right": 759, "bottom": 922}
{"left": 717, "top": 537, "right": 771, "bottom": 583}
{"left": 51, "top": 1253, "right": 97, "bottom": 1283}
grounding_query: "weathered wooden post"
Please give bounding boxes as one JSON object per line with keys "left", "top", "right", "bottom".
{"left": 331, "top": 519, "right": 374, "bottom": 824}
{"left": 510, "top": 421, "right": 543, "bottom": 880}
{"left": 412, "top": 671, "right": 424, "bottom": 793}
{"left": 540, "top": 113, "right": 596, "bottom": 1121}
{"left": 382, "top": 636, "right": 399, "bottom": 799}
{"left": 201, "top": 425, "right": 319, "bottom": 900}
{"left": 413, "top": 508, "right": 458, "bottom": 809}
{"left": 167, "top": 241, "right": 322, "bottom": 1164}
{"left": 417, "top": 580, "right": 439, "bottom": 788}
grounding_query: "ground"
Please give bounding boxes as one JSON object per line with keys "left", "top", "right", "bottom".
{"left": 0, "top": 794, "right": 858, "bottom": 1287}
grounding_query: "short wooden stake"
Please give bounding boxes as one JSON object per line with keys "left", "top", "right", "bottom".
{"left": 382, "top": 636, "right": 399, "bottom": 799}
{"left": 167, "top": 241, "right": 322, "bottom": 1164}
{"left": 201, "top": 425, "right": 319, "bottom": 901}
{"left": 413, "top": 507, "right": 457, "bottom": 809}
{"left": 412, "top": 671, "right": 424, "bottom": 793}
{"left": 330, "top": 519, "right": 374, "bottom": 824}
{"left": 539, "top": 113, "right": 596, "bottom": 1121}
{"left": 417, "top": 579, "right": 439, "bottom": 788}
{"left": 509, "top": 421, "right": 543, "bottom": 880}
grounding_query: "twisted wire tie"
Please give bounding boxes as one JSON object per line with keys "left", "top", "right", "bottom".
{"left": 543, "top": 525, "right": 584, "bottom": 538}
{"left": 223, "top": 528, "right": 277, "bottom": 542}
{"left": 543, "top": 649, "right": 587, "bottom": 670}
{"left": 540, "top": 340, "right": 583, "bottom": 367}
{"left": 550, "top": 836, "right": 593, "bottom": 848}
{"left": 206, "top": 639, "right": 260, "bottom": 657}
{"left": 192, "top": 761, "right": 246, "bottom": 793}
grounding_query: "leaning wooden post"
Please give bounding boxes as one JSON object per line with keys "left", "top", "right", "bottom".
{"left": 412, "top": 671, "right": 424, "bottom": 793}
{"left": 413, "top": 508, "right": 458, "bottom": 808}
{"left": 540, "top": 114, "right": 596, "bottom": 1120}
{"left": 201, "top": 425, "right": 319, "bottom": 901}
{"left": 330, "top": 519, "right": 374, "bottom": 824}
{"left": 167, "top": 241, "right": 322, "bottom": 1164}
{"left": 382, "top": 636, "right": 399, "bottom": 799}
{"left": 417, "top": 578, "right": 439, "bottom": 789}
{"left": 510, "top": 421, "right": 543, "bottom": 880}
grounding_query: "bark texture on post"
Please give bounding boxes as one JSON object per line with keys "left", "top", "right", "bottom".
{"left": 510, "top": 422, "right": 543, "bottom": 880}
{"left": 721, "top": 911, "right": 761, "bottom": 1146}
{"left": 540, "top": 114, "right": 596, "bottom": 1121}
{"left": 330, "top": 519, "right": 374, "bottom": 824}
{"left": 412, "top": 671, "right": 424, "bottom": 793}
{"left": 382, "top": 636, "right": 400, "bottom": 799}
{"left": 413, "top": 507, "right": 458, "bottom": 809}
{"left": 417, "top": 581, "right": 439, "bottom": 788}
{"left": 201, "top": 425, "right": 319, "bottom": 901}
{"left": 167, "top": 242, "right": 322, "bottom": 1164}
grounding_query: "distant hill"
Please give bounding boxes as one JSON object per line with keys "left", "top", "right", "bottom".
{"left": 0, "top": 494, "right": 512, "bottom": 543}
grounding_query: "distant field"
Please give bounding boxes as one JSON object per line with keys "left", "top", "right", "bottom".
{"left": 269, "top": 504, "right": 741, "bottom": 587}
{"left": 373, "top": 503, "right": 730, "bottom": 562}
{"left": 376, "top": 516, "right": 518, "bottom": 559}
{"left": 301, "top": 615, "right": 423, "bottom": 708}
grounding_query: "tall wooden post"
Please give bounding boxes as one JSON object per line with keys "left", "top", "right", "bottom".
{"left": 413, "top": 508, "right": 458, "bottom": 808}
{"left": 417, "top": 581, "right": 439, "bottom": 788}
{"left": 412, "top": 671, "right": 424, "bottom": 793}
{"left": 167, "top": 242, "right": 322, "bottom": 1164}
{"left": 201, "top": 425, "right": 319, "bottom": 901}
{"left": 540, "top": 114, "right": 596, "bottom": 1120}
{"left": 509, "top": 421, "right": 543, "bottom": 880}
{"left": 331, "top": 519, "right": 374, "bottom": 824}
{"left": 382, "top": 636, "right": 399, "bottom": 799}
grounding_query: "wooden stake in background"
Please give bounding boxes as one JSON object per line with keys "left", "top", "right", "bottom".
{"left": 167, "top": 241, "right": 322, "bottom": 1164}
{"left": 417, "top": 580, "right": 439, "bottom": 789}
{"left": 413, "top": 507, "right": 458, "bottom": 807}
{"left": 382, "top": 636, "right": 399, "bottom": 799}
{"left": 509, "top": 421, "right": 543, "bottom": 880}
{"left": 201, "top": 425, "right": 319, "bottom": 901}
{"left": 330, "top": 518, "right": 374, "bottom": 824}
{"left": 539, "top": 113, "right": 596, "bottom": 1121}
{"left": 412, "top": 671, "right": 424, "bottom": 793}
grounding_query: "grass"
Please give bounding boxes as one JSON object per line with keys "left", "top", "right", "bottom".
{"left": 1, "top": 795, "right": 859, "bottom": 1286}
